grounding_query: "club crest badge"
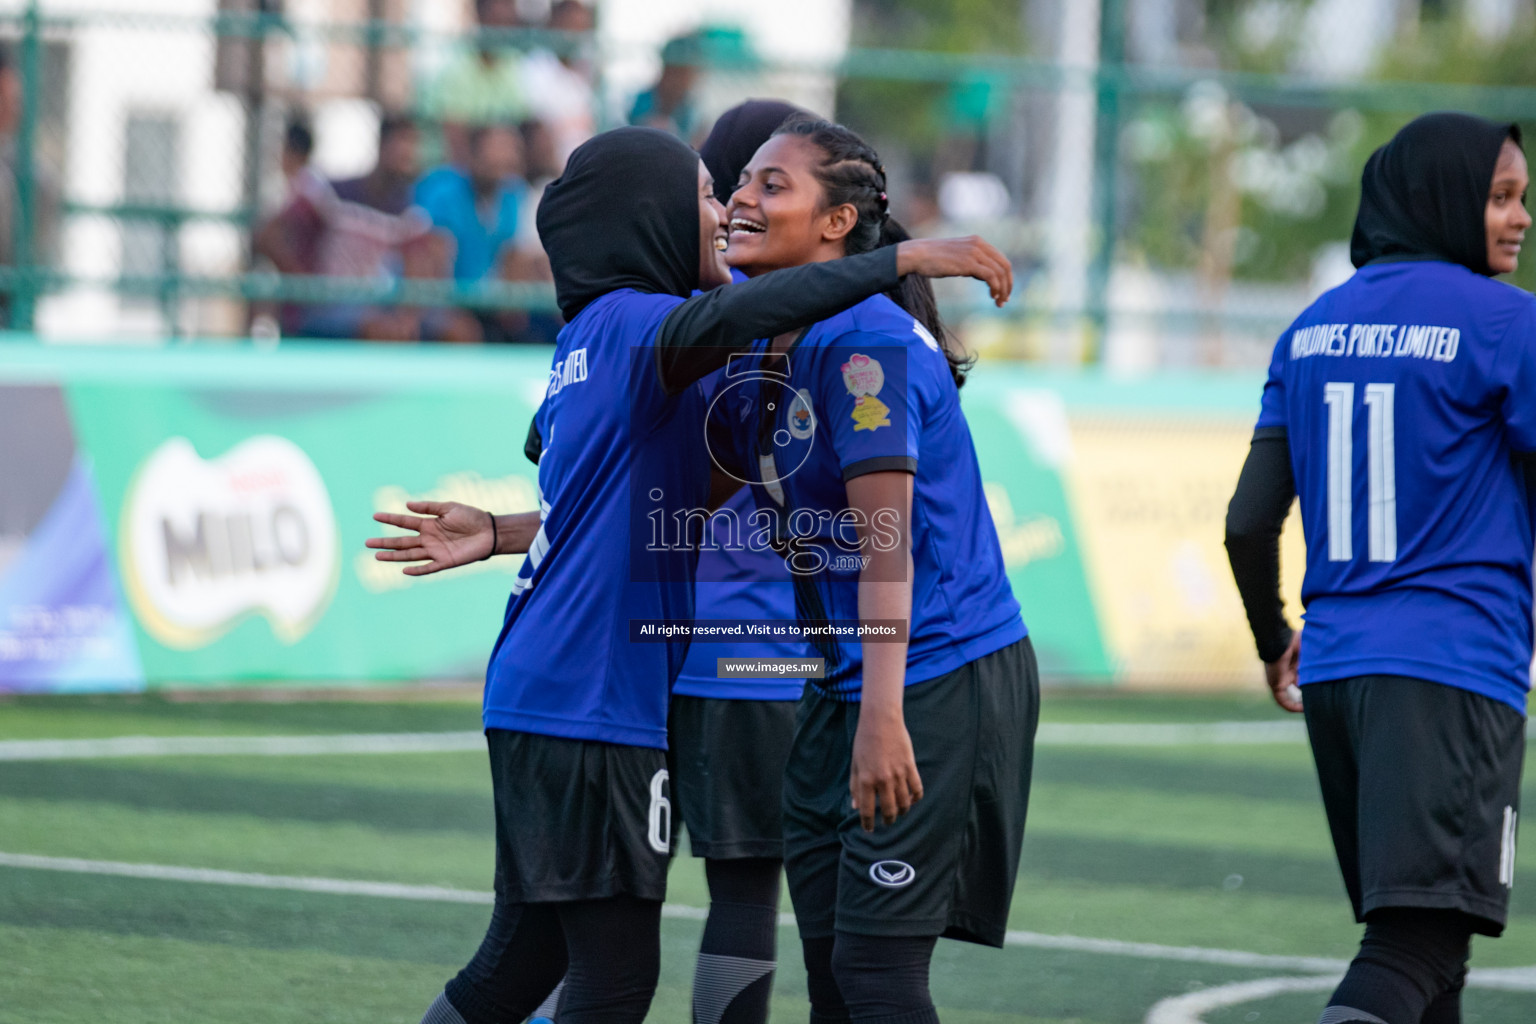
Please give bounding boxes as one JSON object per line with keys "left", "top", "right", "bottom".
{"left": 840, "top": 354, "right": 891, "bottom": 432}
{"left": 787, "top": 388, "right": 816, "bottom": 440}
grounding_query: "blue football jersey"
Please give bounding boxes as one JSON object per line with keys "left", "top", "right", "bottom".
{"left": 711, "top": 293, "right": 1026, "bottom": 698}
{"left": 672, "top": 487, "right": 811, "bottom": 701}
{"left": 483, "top": 289, "right": 711, "bottom": 748}
{"left": 1256, "top": 260, "right": 1536, "bottom": 713}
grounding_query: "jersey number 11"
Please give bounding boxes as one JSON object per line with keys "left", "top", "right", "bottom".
{"left": 1324, "top": 382, "right": 1397, "bottom": 564}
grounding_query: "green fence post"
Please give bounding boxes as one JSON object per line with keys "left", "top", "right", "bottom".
{"left": 12, "top": 0, "right": 41, "bottom": 333}
{"left": 160, "top": 209, "right": 181, "bottom": 339}
{"left": 1086, "top": 0, "right": 1126, "bottom": 361}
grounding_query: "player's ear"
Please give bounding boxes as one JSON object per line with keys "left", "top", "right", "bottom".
{"left": 821, "top": 202, "right": 859, "bottom": 244}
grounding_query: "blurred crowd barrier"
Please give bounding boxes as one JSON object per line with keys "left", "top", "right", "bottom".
{"left": 0, "top": 4, "right": 1532, "bottom": 366}
{"left": 0, "top": 342, "right": 1302, "bottom": 693}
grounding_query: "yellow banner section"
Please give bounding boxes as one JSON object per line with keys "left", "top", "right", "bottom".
{"left": 1063, "top": 416, "right": 1306, "bottom": 689}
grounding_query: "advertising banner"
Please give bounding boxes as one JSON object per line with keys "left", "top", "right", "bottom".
{"left": 0, "top": 342, "right": 1297, "bottom": 692}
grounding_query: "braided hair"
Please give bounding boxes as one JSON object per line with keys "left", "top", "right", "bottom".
{"left": 771, "top": 117, "right": 973, "bottom": 387}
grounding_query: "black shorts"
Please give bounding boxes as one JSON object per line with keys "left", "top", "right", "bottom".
{"left": 1303, "top": 675, "right": 1526, "bottom": 936}
{"left": 782, "top": 636, "right": 1039, "bottom": 948}
{"left": 668, "top": 696, "right": 798, "bottom": 859}
{"left": 487, "top": 729, "right": 671, "bottom": 903}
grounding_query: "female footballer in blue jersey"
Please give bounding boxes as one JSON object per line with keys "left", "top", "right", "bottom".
{"left": 657, "top": 99, "right": 817, "bottom": 1024}
{"left": 711, "top": 117, "right": 1037, "bottom": 1024}
{"left": 1227, "top": 112, "right": 1533, "bottom": 1024}
{"left": 367, "top": 126, "right": 1012, "bottom": 1024}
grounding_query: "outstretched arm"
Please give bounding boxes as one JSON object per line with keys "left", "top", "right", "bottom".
{"left": 367, "top": 500, "right": 541, "bottom": 576}
{"left": 1224, "top": 429, "right": 1302, "bottom": 712}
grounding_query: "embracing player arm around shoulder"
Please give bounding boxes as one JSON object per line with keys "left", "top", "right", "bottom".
{"left": 846, "top": 469, "right": 922, "bottom": 832}
{"left": 654, "top": 238, "right": 1012, "bottom": 394}
{"left": 1224, "top": 428, "right": 1303, "bottom": 712}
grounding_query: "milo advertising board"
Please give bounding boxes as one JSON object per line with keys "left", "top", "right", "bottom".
{"left": 0, "top": 342, "right": 1297, "bottom": 692}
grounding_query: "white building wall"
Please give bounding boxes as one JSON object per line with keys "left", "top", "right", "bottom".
{"left": 8, "top": 0, "right": 244, "bottom": 339}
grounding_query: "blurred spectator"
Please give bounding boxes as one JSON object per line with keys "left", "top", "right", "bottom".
{"left": 414, "top": 123, "right": 527, "bottom": 284}
{"left": 333, "top": 114, "right": 424, "bottom": 224}
{"left": 629, "top": 33, "right": 704, "bottom": 141}
{"left": 255, "top": 114, "right": 479, "bottom": 342}
{"left": 430, "top": 0, "right": 531, "bottom": 166}
{"left": 250, "top": 114, "right": 321, "bottom": 336}
{"left": 0, "top": 44, "right": 59, "bottom": 328}
{"left": 520, "top": 117, "right": 562, "bottom": 186}
{"left": 280, "top": 115, "right": 315, "bottom": 186}
{"left": 520, "top": 0, "right": 597, "bottom": 167}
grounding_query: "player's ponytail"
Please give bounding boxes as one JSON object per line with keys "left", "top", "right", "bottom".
{"left": 876, "top": 216, "right": 971, "bottom": 386}
{"left": 773, "top": 117, "right": 973, "bottom": 388}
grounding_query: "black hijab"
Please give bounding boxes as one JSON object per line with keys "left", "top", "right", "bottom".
{"left": 1350, "top": 111, "right": 1522, "bottom": 276}
{"left": 700, "top": 99, "right": 809, "bottom": 205}
{"left": 537, "top": 127, "right": 701, "bottom": 322}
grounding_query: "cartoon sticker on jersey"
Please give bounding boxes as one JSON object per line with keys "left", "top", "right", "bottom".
{"left": 788, "top": 388, "right": 816, "bottom": 440}
{"left": 841, "top": 354, "right": 891, "bottom": 432}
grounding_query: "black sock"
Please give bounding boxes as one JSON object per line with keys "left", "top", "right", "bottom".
{"left": 554, "top": 896, "right": 662, "bottom": 1024}
{"left": 419, "top": 991, "right": 468, "bottom": 1024}
{"left": 441, "top": 899, "right": 566, "bottom": 1024}
{"left": 1419, "top": 980, "right": 1465, "bottom": 1024}
{"left": 1323, "top": 908, "right": 1472, "bottom": 1024}
{"left": 801, "top": 934, "right": 850, "bottom": 1023}
{"left": 830, "top": 932, "right": 938, "bottom": 1024}
{"left": 529, "top": 978, "right": 564, "bottom": 1021}
{"left": 693, "top": 858, "right": 783, "bottom": 1024}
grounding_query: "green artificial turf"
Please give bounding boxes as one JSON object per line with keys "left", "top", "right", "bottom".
{"left": 0, "top": 690, "right": 1531, "bottom": 1023}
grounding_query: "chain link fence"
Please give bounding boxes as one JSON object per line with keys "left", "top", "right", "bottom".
{"left": 0, "top": 1, "right": 1532, "bottom": 364}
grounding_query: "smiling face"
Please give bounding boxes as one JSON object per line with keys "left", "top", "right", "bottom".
{"left": 724, "top": 134, "right": 858, "bottom": 277}
{"left": 1486, "top": 138, "right": 1531, "bottom": 276}
{"left": 697, "top": 160, "right": 733, "bottom": 290}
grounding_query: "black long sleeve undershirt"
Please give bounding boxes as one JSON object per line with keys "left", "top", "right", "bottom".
{"left": 520, "top": 248, "right": 900, "bottom": 465}
{"left": 1226, "top": 432, "right": 1536, "bottom": 664}
{"left": 1224, "top": 428, "right": 1296, "bottom": 663}
{"left": 653, "top": 247, "right": 900, "bottom": 394}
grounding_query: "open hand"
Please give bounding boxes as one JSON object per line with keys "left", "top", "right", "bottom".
{"left": 1264, "top": 630, "right": 1303, "bottom": 713}
{"left": 366, "top": 500, "right": 494, "bottom": 576}
{"left": 849, "top": 712, "right": 924, "bottom": 832}
{"left": 895, "top": 236, "right": 1014, "bottom": 308}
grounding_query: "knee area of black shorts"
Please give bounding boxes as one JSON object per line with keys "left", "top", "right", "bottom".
{"left": 828, "top": 932, "right": 937, "bottom": 1020}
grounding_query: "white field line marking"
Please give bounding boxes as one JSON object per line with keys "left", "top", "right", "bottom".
{"left": 0, "top": 732, "right": 487, "bottom": 761}
{"left": 3, "top": 718, "right": 1532, "bottom": 762}
{"left": 0, "top": 722, "right": 1308, "bottom": 762}
{"left": 5, "top": 850, "right": 1534, "bottom": 1011}
{"left": 1040, "top": 721, "right": 1307, "bottom": 746}
{"left": 0, "top": 851, "right": 1381, "bottom": 971}
{"left": 1144, "top": 975, "right": 1339, "bottom": 1024}
{"left": 999, "top": 930, "right": 1346, "bottom": 972}
{"left": 0, "top": 851, "right": 494, "bottom": 903}
{"left": 1144, "top": 965, "right": 1536, "bottom": 1024}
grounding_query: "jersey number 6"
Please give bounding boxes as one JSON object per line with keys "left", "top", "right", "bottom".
{"left": 646, "top": 769, "right": 671, "bottom": 854}
{"left": 1323, "top": 381, "right": 1397, "bottom": 564}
